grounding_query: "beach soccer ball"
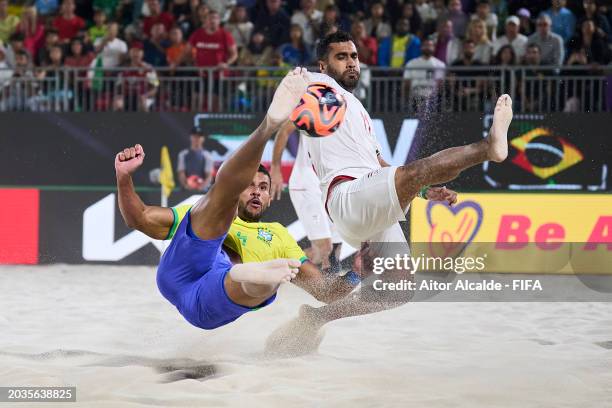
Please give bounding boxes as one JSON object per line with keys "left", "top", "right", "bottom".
{"left": 289, "top": 82, "right": 347, "bottom": 137}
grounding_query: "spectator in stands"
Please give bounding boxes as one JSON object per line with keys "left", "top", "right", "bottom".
{"left": 143, "top": 0, "right": 175, "bottom": 38}
{"left": 94, "top": 22, "right": 128, "bottom": 68}
{"left": 415, "top": 0, "right": 438, "bottom": 28}
{"left": 351, "top": 20, "right": 377, "bottom": 66}
{"left": 226, "top": 5, "right": 253, "bottom": 50}
{"left": 53, "top": 0, "right": 86, "bottom": 44}
{"left": 16, "top": 7, "right": 45, "bottom": 61}
{"left": 493, "top": 16, "right": 527, "bottom": 61}
{"left": 568, "top": 18, "right": 611, "bottom": 65}
{"left": 1, "top": 50, "right": 36, "bottom": 111}
{"left": 65, "top": 36, "right": 94, "bottom": 67}
{"left": 238, "top": 30, "right": 273, "bottom": 66}
{"left": 450, "top": 39, "right": 485, "bottom": 110}
{"left": 89, "top": 10, "right": 108, "bottom": 44}
{"left": 466, "top": 18, "right": 493, "bottom": 64}
{"left": 401, "top": 2, "right": 424, "bottom": 38}
{"left": 183, "top": 3, "right": 209, "bottom": 37}
{"left": 166, "top": 26, "right": 190, "bottom": 70}
{"left": 0, "top": 45, "right": 11, "bottom": 87}
{"left": 291, "top": 0, "right": 323, "bottom": 47}
{"left": 527, "top": 14, "right": 564, "bottom": 66}
{"left": 177, "top": 126, "right": 214, "bottom": 192}
{"left": 36, "top": 29, "right": 59, "bottom": 66}
{"left": 253, "top": 0, "right": 290, "bottom": 48}
{"left": 320, "top": 5, "right": 348, "bottom": 35}
{"left": 279, "top": 24, "right": 312, "bottom": 66}
{"left": 490, "top": 44, "right": 517, "bottom": 98}
{"left": 493, "top": 44, "right": 517, "bottom": 66}
{"left": 167, "top": 0, "right": 195, "bottom": 34}
{"left": 519, "top": 43, "right": 550, "bottom": 111}
{"left": 378, "top": 17, "right": 421, "bottom": 67}
{"left": 403, "top": 39, "right": 445, "bottom": 109}
{"left": 144, "top": 22, "right": 169, "bottom": 66}
{"left": 4, "top": 33, "right": 27, "bottom": 68}
{"left": 189, "top": 10, "right": 238, "bottom": 70}
{"left": 430, "top": 18, "right": 461, "bottom": 65}
{"left": 517, "top": 8, "right": 533, "bottom": 36}
{"left": 543, "top": 0, "right": 576, "bottom": 44}
{"left": 582, "top": 0, "right": 611, "bottom": 40}
{"left": 35, "top": 0, "right": 59, "bottom": 18}
{"left": 471, "top": 0, "right": 497, "bottom": 41}
{"left": 114, "top": 41, "right": 159, "bottom": 111}
{"left": 441, "top": 0, "right": 468, "bottom": 39}
{"left": 364, "top": 2, "right": 392, "bottom": 40}
{"left": 0, "top": 0, "right": 19, "bottom": 44}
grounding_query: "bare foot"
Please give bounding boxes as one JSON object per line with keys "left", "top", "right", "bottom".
{"left": 267, "top": 67, "right": 310, "bottom": 126}
{"left": 229, "top": 258, "right": 300, "bottom": 285}
{"left": 487, "top": 94, "right": 512, "bottom": 162}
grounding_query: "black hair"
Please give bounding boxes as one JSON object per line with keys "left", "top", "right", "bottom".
{"left": 9, "top": 32, "right": 25, "bottom": 42}
{"left": 258, "top": 164, "right": 271, "bottom": 183}
{"left": 316, "top": 30, "right": 354, "bottom": 61}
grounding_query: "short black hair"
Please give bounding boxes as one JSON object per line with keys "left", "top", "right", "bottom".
{"left": 316, "top": 30, "right": 354, "bottom": 61}
{"left": 258, "top": 164, "right": 271, "bottom": 183}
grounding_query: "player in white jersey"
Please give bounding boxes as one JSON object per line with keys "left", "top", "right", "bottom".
{"left": 271, "top": 120, "right": 343, "bottom": 273}
{"left": 300, "top": 31, "right": 511, "bottom": 249}
{"left": 264, "top": 32, "right": 512, "bottom": 350}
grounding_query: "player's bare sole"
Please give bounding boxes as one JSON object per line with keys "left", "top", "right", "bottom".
{"left": 229, "top": 258, "right": 300, "bottom": 285}
{"left": 267, "top": 67, "right": 310, "bottom": 125}
{"left": 486, "top": 94, "right": 512, "bottom": 162}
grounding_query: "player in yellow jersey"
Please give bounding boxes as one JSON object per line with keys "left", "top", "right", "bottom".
{"left": 115, "top": 68, "right": 358, "bottom": 330}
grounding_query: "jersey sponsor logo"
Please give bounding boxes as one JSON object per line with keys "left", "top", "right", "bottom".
{"left": 257, "top": 227, "right": 274, "bottom": 245}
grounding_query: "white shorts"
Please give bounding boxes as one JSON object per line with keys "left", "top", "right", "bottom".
{"left": 326, "top": 166, "right": 407, "bottom": 247}
{"left": 289, "top": 188, "right": 342, "bottom": 243}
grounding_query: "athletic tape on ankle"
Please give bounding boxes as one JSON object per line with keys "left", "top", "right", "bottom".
{"left": 418, "top": 185, "right": 430, "bottom": 199}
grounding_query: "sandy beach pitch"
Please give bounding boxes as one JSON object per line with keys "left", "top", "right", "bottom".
{"left": 0, "top": 264, "right": 611, "bottom": 407}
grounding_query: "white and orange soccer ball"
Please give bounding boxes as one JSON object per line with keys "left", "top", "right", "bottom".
{"left": 289, "top": 82, "right": 347, "bottom": 137}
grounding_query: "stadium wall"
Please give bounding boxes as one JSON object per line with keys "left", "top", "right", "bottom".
{"left": 2, "top": 113, "right": 611, "bottom": 265}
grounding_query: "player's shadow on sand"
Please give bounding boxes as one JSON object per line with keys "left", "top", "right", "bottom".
{"left": 0, "top": 350, "right": 218, "bottom": 383}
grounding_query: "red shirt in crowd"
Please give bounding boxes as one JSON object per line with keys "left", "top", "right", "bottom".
{"left": 53, "top": 15, "right": 86, "bottom": 41}
{"left": 188, "top": 27, "right": 235, "bottom": 67}
{"left": 143, "top": 12, "right": 175, "bottom": 37}
{"left": 357, "top": 36, "right": 378, "bottom": 66}
{"left": 16, "top": 22, "right": 45, "bottom": 57}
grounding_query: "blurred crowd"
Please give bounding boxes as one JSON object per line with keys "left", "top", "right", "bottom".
{"left": 0, "top": 0, "right": 610, "bottom": 112}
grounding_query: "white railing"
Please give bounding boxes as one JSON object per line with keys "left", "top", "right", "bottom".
{"left": 0, "top": 66, "right": 609, "bottom": 113}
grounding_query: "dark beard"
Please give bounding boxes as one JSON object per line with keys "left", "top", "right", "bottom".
{"left": 237, "top": 203, "right": 262, "bottom": 222}
{"left": 326, "top": 65, "right": 359, "bottom": 92}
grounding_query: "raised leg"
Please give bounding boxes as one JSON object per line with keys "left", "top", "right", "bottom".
{"left": 395, "top": 94, "right": 512, "bottom": 209}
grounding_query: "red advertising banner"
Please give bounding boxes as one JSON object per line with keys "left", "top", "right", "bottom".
{"left": 0, "top": 189, "right": 39, "bottom": 264}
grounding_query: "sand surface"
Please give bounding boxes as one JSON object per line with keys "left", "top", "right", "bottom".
{"left": 0, "top": 264, "right": 611, "bottom": 408}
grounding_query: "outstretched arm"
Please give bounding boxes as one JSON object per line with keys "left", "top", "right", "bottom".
{"left": 270, "top": 120, "right": 295, "bottom": 201}
{"left": 115, "top": 144, "right": 174, "bottom": 240}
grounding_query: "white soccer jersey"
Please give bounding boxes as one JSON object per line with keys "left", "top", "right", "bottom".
{"left": 302, "top": 72, "right": 383, "bottom": 197}
{"left": 288, "top": 133, "right": 319, "bottom": 191}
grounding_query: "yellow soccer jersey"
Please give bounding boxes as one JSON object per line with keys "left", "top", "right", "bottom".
{"left": 167, "top": 205, "right": 308, "bottom": 264}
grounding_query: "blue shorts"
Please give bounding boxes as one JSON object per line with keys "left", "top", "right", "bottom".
{"left": 156, "top": 210, "right": 276, "bottom": 330}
